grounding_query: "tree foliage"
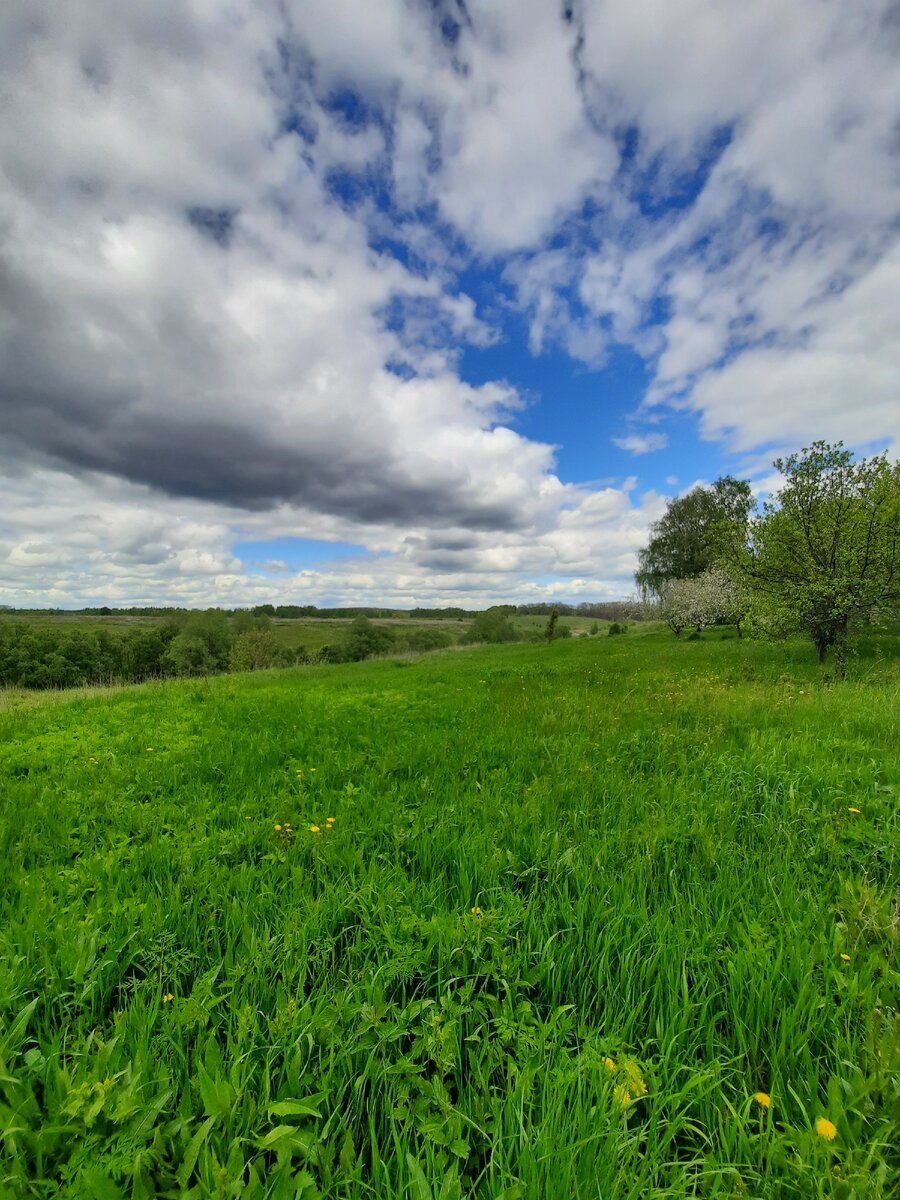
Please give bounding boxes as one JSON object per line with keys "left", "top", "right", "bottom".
{"left": 461, "top": 608, "right": 520, "bottom": 645}
{"left": 636, "top": 477, "right": 754, "bottom": 600}
{"left": 731, "top": 442, "right": 900, "bottom": 674}
{"left": 659, "top": 568, "right": 749, "bottom": 637}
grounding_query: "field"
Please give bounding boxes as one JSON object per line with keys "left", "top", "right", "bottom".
{"left": 1, "top": 631, "right": 898, "bottom": 1198}
{"left": 1, "top": 612, "right": 606, "bottom": 656}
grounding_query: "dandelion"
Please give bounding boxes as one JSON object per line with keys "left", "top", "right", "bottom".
{"left": 815, "top": 1117, "right": 837, "bottom": 1142}
{"left": 847, "top": 807, "right": 861, "bottom": 814}
{"left": 162, "top": 993, "right": 174, "bottom": 1004}
{"left": 754, "top": 1092, "right": 771, "bottom": 1109}
{"left": 309, "top": 768, "right": 317, "bottom": 772}
{"left": 326, "top": 816, "right": 335, "bottom": 824}
{"left": 146, "top": 746, "right": 154, "bottom": 753}
{"left": 840, "top": 953, "right": 851, "bottom": 962}
{"left": 309, "top": 824, "right": 321, "bottom": 834}
{"left": 623, "top": 1059, "right": 647, "bottom": 1098}
{"left": 470, "top": 906, "right": 482, "bottom": 916}
{"left": 274, "top": 824, "right": 282, "bottom": 831}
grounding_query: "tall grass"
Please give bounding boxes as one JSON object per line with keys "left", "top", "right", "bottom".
{"left": 1, "top": 631, "right": 897, "bottom": 1198}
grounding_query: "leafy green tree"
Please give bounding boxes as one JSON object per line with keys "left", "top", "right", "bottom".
{"left": 543, "top": 608, "right": 558, "bottom": 643}
{"left": 230, "top": 627, "right": 279, "bottom": 672}
{"left": 161, "top": 610, "right": 233, "bottom": 676}
{"left": 461, "top": 608, "right": 520, "bottom": 645}
{"left": 734, "top": 442, "right": 900, "bottom": 674}
{"left": 340, "top": 617, "right": 396, "bottom": 662}
{"left": 636, "top": 476, "right": 753, "bottom": 600}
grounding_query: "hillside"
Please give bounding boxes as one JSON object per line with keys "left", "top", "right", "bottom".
{"left": 1, "top": 632, "right": 898, "bottom": 1198}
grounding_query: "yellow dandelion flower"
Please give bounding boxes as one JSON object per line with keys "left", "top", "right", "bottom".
{"left": 162, "top": 993, "right": 174, "bottom": 1004}
{"left": 274, "top": 823, "right": 282, "bottom": 831}
{"left": 309, "top": 824, "right": 321, "bottom": 834}
{"left": 840, "top": 953, "right": 851, "bottom": 962}
{"left": 602, "top": 1057, "right": 616, "bottom": 1073}
{"left": 815, "top": 1117, "right": 837, "bottom": 1142}
{"left": 847, "top": 807, "right": 861, "bottom": 814}
{"left": 470, "top": 906, "right": 483, "bottom": 916}
{"left": 309, "top": 768, "right": 316, "bottom": 772}
{"left": 146, "top": 746, "right": 154, "bottom": 753}
{"left": 754, "top": 1092, "right": 771, "bottom": 1109}
{"left": 613, "top": 1085, "right": 631, "bottom": 1106}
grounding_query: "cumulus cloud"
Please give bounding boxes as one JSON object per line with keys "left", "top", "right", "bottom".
{"left": 0, "top": 1, "right": 896, "bottom": 606}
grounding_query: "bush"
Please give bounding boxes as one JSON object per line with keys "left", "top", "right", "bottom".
{"left": 340, "top": 617, "right": 397, "bottom": 662}
{"left": 461, "top": 609, "right": 520, "bottom": 645}
{"left": 230, "top": 628, "right": 279, "bottom": 672}
{"left": 608, "top": 622, "right": 627, "bottom": 636}
{"left": 398, "top": 627, "right": 454, "bottom": 653}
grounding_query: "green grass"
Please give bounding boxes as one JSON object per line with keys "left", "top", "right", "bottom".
{"left": 1, "top": 632, "right": 898, "bottom": 1198}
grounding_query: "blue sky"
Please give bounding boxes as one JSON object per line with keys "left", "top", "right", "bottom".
{"left": 1, "top": 1, "right": 897, "bottom": 608}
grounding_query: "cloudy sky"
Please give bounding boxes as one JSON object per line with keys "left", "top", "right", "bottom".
{"left": 2, "top": 1, "right": 898, "bottom": 609}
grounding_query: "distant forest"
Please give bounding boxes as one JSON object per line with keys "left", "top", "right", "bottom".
{"left": 1, "top": 600, "right": 648, "bottom": 620}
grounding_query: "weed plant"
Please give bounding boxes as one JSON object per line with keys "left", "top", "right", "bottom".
{"left": 0, "top": 632, "right": 898, "bottom": 1198}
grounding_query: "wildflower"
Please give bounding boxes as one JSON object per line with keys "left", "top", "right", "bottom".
{"left": 274, "top": 824, "right": 282, "bottom": 831}
{"left": 623, "top": 1059, "right": 647, "bottom": 1098}
{"left": 88, "top": 756, "right": 98, "bottom": 764}
{"left": 309, "top": 768, "right": 316, "bottom": 772}
{"left": 309, "top": 824, "right": 321, "bottom": 834}
{"left": 146, "top": 746, "right": 154, "bottom": 753}
{"left": 840, "top": 953, "right": 851, "bottom": 962}
{"left": 326, "top": 816, "right": 335, "bottom": 824}
{"left": 847, "top": 807, "right": 861, "bottom": 814}
{"left": 470, "top": 906, "right": 482, "bottom": 916}
{"left": 602, "top": 1057, "right": 616, "bottom": 1073}
{"left": 815, "top": 1117, "right": 837, "bottom": 1142}
{"left": 162, "top": 993, "right": 174, "bottom": 1004}
{"left": 754, "top": 1092, "right": 771, "bottom": 1109}
{"left": 613, "top": 1085, "right": 631, "bottom": 1106}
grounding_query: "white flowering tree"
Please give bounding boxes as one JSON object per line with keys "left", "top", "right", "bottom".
{"left": 660, "top": 568, "right": 749, "bottom": 637}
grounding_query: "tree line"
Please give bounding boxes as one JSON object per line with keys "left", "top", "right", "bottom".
{"left": 637, "top": 441, "right": 900, "bottom": 675}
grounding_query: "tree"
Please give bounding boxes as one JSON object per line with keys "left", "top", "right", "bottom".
{"left": 230, "top": 627, "right": 279, "bottom": 671}
{"left": 340, "top": 617, "right": 396, "bottom": 662}
{"left": 461, "top": 608, "right": 520, "bottom": 645}
{"left": 543, "top": 608, "right": 558, "bottom": 643}
{"left": 636, "top": 476, "right": 753, "bottom": 600}
{"left": 733, "top": 442, "right": 900, "bottom": 675}
{"left": 658, "top": 567, "right": 749, "bottom": 637}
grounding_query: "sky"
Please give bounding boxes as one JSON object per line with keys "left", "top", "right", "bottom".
{"left": 1, "top": 1, "right": 898, "bottom": 610}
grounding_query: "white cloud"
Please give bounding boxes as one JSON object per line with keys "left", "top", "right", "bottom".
{"left": 0, "top": 1, "right": 896, "bottom": 608}
{"left": 612, "top": 433, "right": 669, "bottom": 455}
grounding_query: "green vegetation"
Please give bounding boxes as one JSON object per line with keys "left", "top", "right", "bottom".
{"left": 639, "top": 442, "right": 900, "bottom": 675}
{"left": 1, "top": 631, "right": 897, "bottom": 1197}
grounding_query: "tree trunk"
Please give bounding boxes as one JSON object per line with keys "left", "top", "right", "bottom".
{"left": 815, "top": 634, "right": 828, "bottom": 664}
{"left": 833, "top": 619, "right": 849, "bottom": 680}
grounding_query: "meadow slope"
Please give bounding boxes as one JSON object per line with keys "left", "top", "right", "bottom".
{"left": 1, "top": 633, "right": 898, "bottom": 1198}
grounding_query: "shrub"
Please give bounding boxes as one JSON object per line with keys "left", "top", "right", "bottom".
{"left": 230, "top": 628, "right": 279, "bottom": 672}
{"left": 461, "top": 609, "right": 520, "bottom": 645}
{"left": 608, "top": 622, "right": 627, "bottom": 636}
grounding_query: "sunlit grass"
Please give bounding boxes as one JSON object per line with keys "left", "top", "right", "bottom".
{"left": 1, "top": 632, "right": 897, "bottom": 1197}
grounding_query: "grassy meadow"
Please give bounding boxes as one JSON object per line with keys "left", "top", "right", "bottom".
{"left": 1, "top": 630, "right": 898, "bottom": 1198}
